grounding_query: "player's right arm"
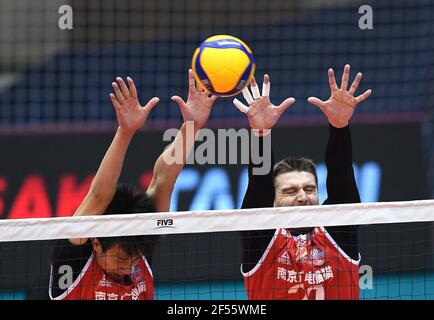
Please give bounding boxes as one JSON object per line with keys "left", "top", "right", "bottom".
{"left": 145, "top": 69, "right": 217, "bottom": 212}
{"left": 49, "top": 77, "right": 159, "bottom": 298}
{"left": 307, "top": 65, "right": 370, "bottom": 204}
{"left": 70, "top": 77, "right": 159, "bottom": 245}
{"left": 233, "top": 75, "right": 295, "bottom": 271}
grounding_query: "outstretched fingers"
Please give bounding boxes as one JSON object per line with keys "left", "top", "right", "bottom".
{"left": 233, "top": 98, "right": 249, "bottom": 113}
{"left": 328, "top": 68, "right": 339, "bottom": 93}
{"left": 171, "top": 95, "right": 187, "bottom": 110}
{"left": 242, "top": 86, "right": 254, "bottom": 105}
{"left": 112, "top": 82, "right": 125, "bottom": 103}
{"left": 127, "top": 77, "right": 138, "bottom": 99}
{"left": 348, "top": 72, "right": 362, "bottom": 95}
{"left": 307, "top": 97, "right": 326, "bottom": 112}
{"left": 340, "top": 64, "right": 350, "bottom": 91}
{"left": 144, "top": 97, "right": 160, "bottom": 113}
{"left": 276, "top": 97, "right": 295, "bottom": 115}
{"left": 250, "top": 77, "right": 261, "bottom": 99}
{"left": 262, "top": 74, "right": 270, "bottom": 97}
{"left": 355, "top": 89, "right": 372, "bottom": 103}
{"left": 116, "top": 77, "right": 130, "bottom": 99}
{"left": 188, "top": 69, "right": 196, "bottom": 94}
{"left": 109, "top": 93, "right": 120, "bottom": 110}
{"left": 208, "top": 95, "right": 218, "bottom": 103}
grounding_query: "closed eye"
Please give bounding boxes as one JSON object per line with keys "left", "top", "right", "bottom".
{"left": 282, "top": 188, "right": 297, "bottom": 195}
{"left": 304, "top": 186, "right": 317, "bottom": 193}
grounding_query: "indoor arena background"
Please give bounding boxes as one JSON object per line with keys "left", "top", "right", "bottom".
{"left": 0, "top": 0, "right": 433, "bottom": 299}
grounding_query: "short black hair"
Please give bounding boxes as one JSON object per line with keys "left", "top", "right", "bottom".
{"left": 96, "top": 184, "right": 157, "bottom": 257}
{"left": 105, "top": 184, "right": 155, "bottom": 215}
{"left": 273, "top": 157, "right": 318, "bottom": 186}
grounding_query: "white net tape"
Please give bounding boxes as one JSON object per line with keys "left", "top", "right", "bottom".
{"left": 1, "top": 199, "right": 433, "bottom": 242}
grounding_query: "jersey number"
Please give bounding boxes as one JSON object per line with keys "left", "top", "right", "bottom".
{"left": 288, "top": 284, "right": 325, "bottom": 300}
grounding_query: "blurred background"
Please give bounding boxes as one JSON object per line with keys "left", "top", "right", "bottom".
{"left": 0, "top": 0, "right": 433, "bottom": 299}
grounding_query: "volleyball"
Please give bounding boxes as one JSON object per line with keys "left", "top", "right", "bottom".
{"left": 191, "top": 35, "right": 255, "bottom": 97}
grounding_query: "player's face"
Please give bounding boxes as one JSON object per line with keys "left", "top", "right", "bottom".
{"left": 273, "top": 171, "right": 319, "bottom": 207}
{"left": 93, "top": 241, "right": 141, "bottom": 284}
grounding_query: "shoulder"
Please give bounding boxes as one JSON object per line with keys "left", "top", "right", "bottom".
{"left": 322, "top": 226, "right": 360, "bottom": 261}
{"left": 50, "top": 239, "right": 92, "bottom": 264}
{"left": 49, "top": 240, "right": 93, "bottom": 299}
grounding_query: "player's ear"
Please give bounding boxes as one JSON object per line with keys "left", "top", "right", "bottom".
{"left": 92, "top": 238, "right": 103, "bottom": 254}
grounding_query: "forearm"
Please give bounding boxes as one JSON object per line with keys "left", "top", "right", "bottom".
{"left": 148, "top": 121, "right": 199, "bottom": 211}
{"left": 242, "top": 132, "right": 275, "bottom": 209}
{"left": 325, "top": 126, "right": 361, "bottom": 259}
{"left": 241, "top": 132, "right": 276, "bottom": 270}
{"left": 74, "top": 127, "right": 134, "bottom": 217}
{"left": 324, "top": 124, "right": 360, "bottom": 204}
{"left": 158, "top": 121, "right": 198, "bottom": 182}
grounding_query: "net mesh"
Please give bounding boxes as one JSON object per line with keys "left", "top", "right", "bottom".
{"left": 0, "top": 201, "right": 433, "bottom": 300}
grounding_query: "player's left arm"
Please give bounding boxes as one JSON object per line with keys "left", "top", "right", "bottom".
{"left": 146, "top": 69, "right": 217, "bottom": 212}
{"left": 308, "top": 65, "right": 372, "bottom": 260}
{"left": 308, "top": 64, "right": 371, "bottom": 204}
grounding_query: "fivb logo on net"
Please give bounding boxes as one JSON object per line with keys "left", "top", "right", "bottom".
{"left": 163, "top": 121, "right": 272, "bottom": 175}
{"left": 155, "top": 218, "right": 175, "bottom": 229}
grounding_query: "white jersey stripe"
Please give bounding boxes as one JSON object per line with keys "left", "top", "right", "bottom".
{"left": 241, "top": 229, "right": 280, "bottom": 277}
{"left": 49, "top": 254, "right": 94, "bottom": 300}
{"left": 320, "top": 226, "right": 361, "bottom": 265}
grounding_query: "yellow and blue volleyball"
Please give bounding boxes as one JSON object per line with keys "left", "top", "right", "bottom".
{"left": 192, "top": 35, "right": 255, "bottom": 97}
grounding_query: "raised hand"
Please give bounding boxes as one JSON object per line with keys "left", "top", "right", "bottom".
{"left": 110, "top": 77, "right": 159, "bottom": 134}
{"left": 233, "top": 74, "right": 295, "bottom": 133}
{"left": 171, "top": 69, "right": 217, "bottom": 129}
{"left": 307, "top": 64, "right": 372, "bottom": 128}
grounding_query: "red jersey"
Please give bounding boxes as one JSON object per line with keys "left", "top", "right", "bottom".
{"left": 242, "top": 227, "right": 360, "bottom": 300}
{"left": 49, "top": 253, "right": 154, "bottom": 300}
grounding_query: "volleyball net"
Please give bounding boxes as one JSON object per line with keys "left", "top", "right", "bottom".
{"left": 0, "top": 200, "right": 433, "bottom": 300}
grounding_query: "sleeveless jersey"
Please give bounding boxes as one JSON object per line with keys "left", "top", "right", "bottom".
{"left": 49, "top": 253, "right": 154, "bottom": 300}
{"left": 242, "top": 227, "right": 360, "bottom": 300}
